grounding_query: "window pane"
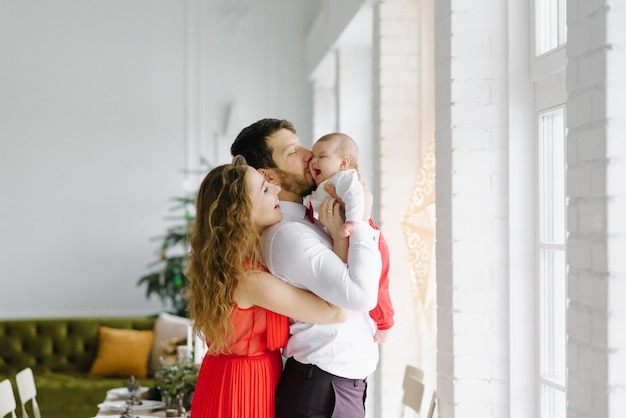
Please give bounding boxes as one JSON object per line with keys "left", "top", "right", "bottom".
{"left": 539, "top": 250, "right": 566, "bottom": 383}
{"left": 536, "top": 0, "right": 567, "bottom": 56}
{"left": 558, "top": 0, "right": 567, "bottom": 45}
{"left": 540, "top": 384, "right": 566, "bottom": 418}
{"left": 538, "top": 104, "right": 566, "bottom": 418}
{"left": 539, "top": 108, "right": 565, "bottom": 244}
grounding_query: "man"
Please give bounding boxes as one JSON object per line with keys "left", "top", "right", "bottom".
{"left": 231, "top": 118, "right": 382, "bottom": 418}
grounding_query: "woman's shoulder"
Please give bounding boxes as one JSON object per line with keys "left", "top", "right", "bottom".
{"left": 242, "top": 258, "right": 269, "bottom": 272}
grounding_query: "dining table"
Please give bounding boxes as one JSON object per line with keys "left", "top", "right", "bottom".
{"left": 93, "top": 386, "right": 185, "bottom": 418}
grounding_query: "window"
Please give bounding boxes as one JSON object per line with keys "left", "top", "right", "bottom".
{"left": 535, "top": 0, "right": 567, "bottom": 56}
{"left": 532, "top": 0, "right": 567, "bottom": 416}
{"left": 538, "top": 107, "right": 567, "bottom": 418}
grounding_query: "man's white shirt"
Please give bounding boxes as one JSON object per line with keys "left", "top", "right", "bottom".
{"left": 262, "top": 201, "right": 382, "bottom": 379}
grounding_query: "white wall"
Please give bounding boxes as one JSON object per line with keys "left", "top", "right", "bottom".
{"left": 435, "top": 0, "right": 511, "bottom": 416}
{"left": 0, "top": 0, "right": 321, "bottom": 318}
{"left": 0, "top": 0, "right": 186, "bottom": 318}
{"left": 197, "top": 0, "right": 321, "bottom": 166}
{"left": 566, "top": 1, "right": 626, "bottom": 417}
{"left": 434, "top": 0, "right": 626, "bottom": 417}
{"left": 376, "top": 1, "right": 428, "bottom": 417}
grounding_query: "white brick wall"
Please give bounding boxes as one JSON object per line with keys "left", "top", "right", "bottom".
{"left": 314, "top": 1, "right": 626, "bottom": 417}
{"left": 567, "top": 1, "right": 626, "bottom": 417}
{"left": 434, "top": 0, "right": 509, "bottom": 417}
{"left": 434, "top": 0, "right": 626, "bottom": 416}
{"left": 376, "top": 0, "right": 432, "bottom": 417}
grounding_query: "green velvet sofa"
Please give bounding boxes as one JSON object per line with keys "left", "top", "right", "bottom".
{"left": 0, "top": 317, "right": 158, "bottom": 418}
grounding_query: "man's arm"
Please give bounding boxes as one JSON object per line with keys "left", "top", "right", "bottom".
{"left": 264, "top": 221, "right": 381, "bottom": 311}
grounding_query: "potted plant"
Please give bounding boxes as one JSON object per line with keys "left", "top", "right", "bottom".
{"left": 155, "top": 360, "right": 200, "bottom": 415}
{"left": 137, "top": 195, "right": 196, "bottom": 317}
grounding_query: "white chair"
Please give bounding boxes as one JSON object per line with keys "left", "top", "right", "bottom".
{"left": 15, "top": 368, "right": 41, "bottom": 418}
{"left": 400, "top": 365, "right": 425, "bottom": 417}
{"left": 0, "top": 379, "right": 18, "bottom": 418}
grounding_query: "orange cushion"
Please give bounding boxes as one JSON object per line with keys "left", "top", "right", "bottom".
{"left": 88, "top": 326, "right": 155, "bottom": 379}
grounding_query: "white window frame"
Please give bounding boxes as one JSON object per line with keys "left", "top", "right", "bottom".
{"left": 534, "top": 0, "right": 567, "bottom": 57}
{"left": 531, "top": 1, "right": 568, "bottom": 417}
{"left": 537, "top": 105, "right": 567, "bottom": 418}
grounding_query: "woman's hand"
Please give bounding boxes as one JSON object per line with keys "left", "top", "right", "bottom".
{"left": 318, "top": 197, "right": 349, "bottom": 262}
{"left": 318, "top": 197, "right": 344, "bottom": 240}
{"left": 324, "top": 164, "right": 372, "bottom": 221}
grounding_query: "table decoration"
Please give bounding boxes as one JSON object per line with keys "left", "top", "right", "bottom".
{"left": 154, "top": 360, "right": 200, "bottom": 416}
{"left": 97, "top": 400, "right": 165, "bottom": 412}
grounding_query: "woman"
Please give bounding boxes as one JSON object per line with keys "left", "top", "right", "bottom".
{"left": 188, "top": 156, "right": 346, "bottom": 418}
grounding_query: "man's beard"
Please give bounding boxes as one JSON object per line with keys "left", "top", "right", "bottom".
{"left": 274, "top": 169, "right": 316, "bottom": 197}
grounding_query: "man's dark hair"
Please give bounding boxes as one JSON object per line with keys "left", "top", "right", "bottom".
{"left": 230, "top": 118, "right": 296, "bottom": 169}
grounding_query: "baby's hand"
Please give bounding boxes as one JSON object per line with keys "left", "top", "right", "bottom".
{"left": 374, "top": 328, "right": 391, "bottom": 343}
{"left": 339, "top": 221, "right": 357, "bottom": 237}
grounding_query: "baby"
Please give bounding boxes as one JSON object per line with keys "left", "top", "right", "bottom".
{"left": 305, "top": 132, "right": 395, "bottom": 343}
{"left": 305, "top": 132, "right": 363, "bottom": 237}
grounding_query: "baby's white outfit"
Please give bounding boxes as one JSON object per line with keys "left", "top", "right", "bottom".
{"left": 304, "top": 168, "right": 363, "bottom": 222}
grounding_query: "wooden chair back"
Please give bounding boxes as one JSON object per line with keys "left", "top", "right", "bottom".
{"left": 401, "top": 365, "right": 425, "bottom": 416}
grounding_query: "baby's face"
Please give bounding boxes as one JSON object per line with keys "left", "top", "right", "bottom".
{"left": 309, "top": 140, "right": 344, "bottom": 185}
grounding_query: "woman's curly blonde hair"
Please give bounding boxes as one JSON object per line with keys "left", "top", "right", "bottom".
{"left": 186, "top": 155, "right": 263, "bottom": 354}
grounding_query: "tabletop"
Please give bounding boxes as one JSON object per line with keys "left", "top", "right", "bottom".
{"left": 93, "top": 388, "right": 183, "bottom": 418}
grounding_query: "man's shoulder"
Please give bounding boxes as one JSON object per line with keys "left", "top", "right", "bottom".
{"left": 261, "top": 218, "right": 329, "bottom": 269}
{"left": 264, "top": 217, "right": 315, "bottom": 237}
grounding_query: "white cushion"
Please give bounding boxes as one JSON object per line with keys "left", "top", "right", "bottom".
{"left": 149, "top": 312, "right": 191, "bottom": 376}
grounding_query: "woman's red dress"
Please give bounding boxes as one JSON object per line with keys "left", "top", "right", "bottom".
{"left": 191, "top": 306, "right": 289, "bottom": 417}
